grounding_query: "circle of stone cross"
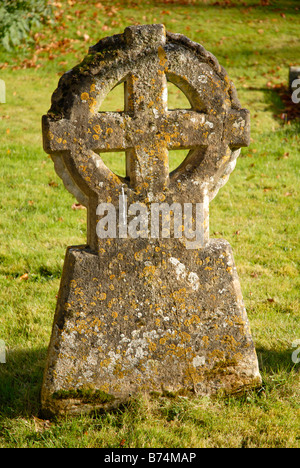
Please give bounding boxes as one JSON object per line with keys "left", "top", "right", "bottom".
{"left": 43, "top": 24, "right": 250, "bottom": 247}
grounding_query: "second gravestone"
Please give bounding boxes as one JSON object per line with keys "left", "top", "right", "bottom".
{"left": 41, "top": 25, "right": 261, "bottom": 417}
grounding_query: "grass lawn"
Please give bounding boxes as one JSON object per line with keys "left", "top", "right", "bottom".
{"left": 0, "top": 0, "right": 299, "bottom": 448}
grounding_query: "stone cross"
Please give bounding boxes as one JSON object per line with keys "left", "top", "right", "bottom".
{"left": 41, "top": 25, "right": 261, "bottom": 417}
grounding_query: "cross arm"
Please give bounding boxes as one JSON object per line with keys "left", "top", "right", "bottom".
{"left": 42, "top": 115, "right": 75, "bottom": 154}
{"left": 165, "top": 110, "right": 218, "bottom": 149}
{"left": 42, "top": 112, "right": 127, "bottom": 154}
{"left": 224, "top": 108, "right": 250, "bottom": 149}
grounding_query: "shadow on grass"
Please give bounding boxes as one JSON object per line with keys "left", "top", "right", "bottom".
{"left": 0, "top": 347, "right": 47, "bottom": 419}
{"left": 247, "top": 84, "right": 300, "bottom": 123}
{"left": 0, "top": 344, "right": 297, "bottom": 420}
{"left": 256, "top": 347, "right": 297, "bottom": 376}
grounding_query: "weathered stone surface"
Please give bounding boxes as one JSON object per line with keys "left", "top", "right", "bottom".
{"left": 41, "top": 25, "right": 261, "bottom": 417}
{"left": 42, "top": 24, "right": 250, "bottom": 250}
{"left": 41, "top": 239, "right": 261, "bottom": 416}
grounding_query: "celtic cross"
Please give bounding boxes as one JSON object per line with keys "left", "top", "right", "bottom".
{"left": 41, "top": 26, "right": 261, "bottom": 418}
{"left": 43, "top": 24, "right": 250, "bottom": 250}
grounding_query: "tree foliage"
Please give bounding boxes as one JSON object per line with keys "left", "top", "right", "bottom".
{"left": 0, "top": 0, "right": 53, "bottom": 51}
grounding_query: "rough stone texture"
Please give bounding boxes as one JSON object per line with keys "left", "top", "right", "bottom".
{"left": 42, "top": 24, "right": 250, "bottom": 251}
{"left": 42, "top": 240, "right": 261, "bottom": 416}
{"left": 41, "top": 25, "right": 261, "bottom": 417}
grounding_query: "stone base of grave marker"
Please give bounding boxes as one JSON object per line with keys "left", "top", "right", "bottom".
{"left": 41, "top": 238, "right": 261, "bottom": 417}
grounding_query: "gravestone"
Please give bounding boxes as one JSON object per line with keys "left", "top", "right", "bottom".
{"left": 41, "top": 25, "right": 261, "bottom": 417}
{"left": 289, "top": 66, "right": 300, "bottom": 91}
{"left": 0, "top": 339, "right": 6, "bottom": 364}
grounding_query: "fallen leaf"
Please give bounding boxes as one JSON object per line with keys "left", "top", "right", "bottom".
{"left": 72, "top": 203, "right": 86, "bottom": 210}
{"left": 284, "top": 192, "right": 292, "bottom": 197}
{"left": 267, "top": 298, "right": 275, "bottom": 303}
{"left": 20, "top": 273, "right": 29, "bottom": 281}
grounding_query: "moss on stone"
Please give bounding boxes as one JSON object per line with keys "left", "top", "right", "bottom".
{"left": 52, "top": 388, "right": 115, "bottom": 404}
{"left": 205, "top": 358, "right": 238, "bottom": 378}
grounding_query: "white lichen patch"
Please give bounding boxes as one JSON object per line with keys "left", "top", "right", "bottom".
{"left": 193, "top": 355, "right": 205, "bottom": 367}
{"left": 233, "top": 117, "right": 245, "bottom": 129}
{"left": 169, "top": 257, "right": 200, "bottom": 290}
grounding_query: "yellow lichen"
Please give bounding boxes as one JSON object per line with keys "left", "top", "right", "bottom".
{"left": 81, "top": 92, "right": 89, "bottom": 101}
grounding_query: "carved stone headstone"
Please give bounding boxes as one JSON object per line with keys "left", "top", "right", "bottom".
{"left": 41, "top": 25, "right": 261, "bottom": 417}
{"left": 289, "top": 66, "right": 300, "bottom": 91}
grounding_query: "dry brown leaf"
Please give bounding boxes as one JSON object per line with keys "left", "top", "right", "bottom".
{"left": 72, "top": 203, "right": 86, "bottom": 210}
{"left": 20, "top": 273, "right": 29, "bottom": 281}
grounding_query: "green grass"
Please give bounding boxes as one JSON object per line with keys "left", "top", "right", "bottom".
{"left": 0, "top": 0, "right": 299, "bottom": 448}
